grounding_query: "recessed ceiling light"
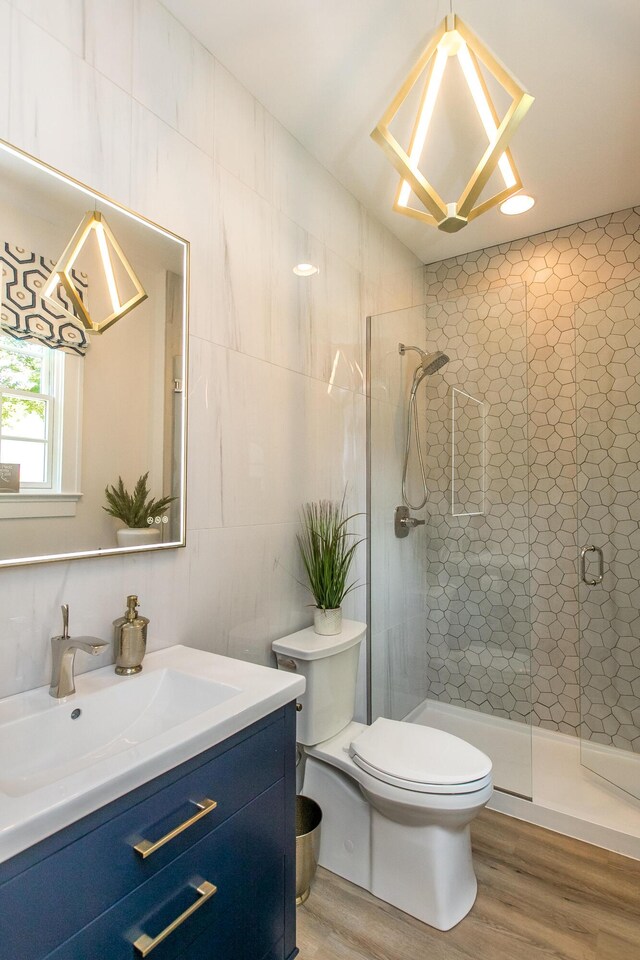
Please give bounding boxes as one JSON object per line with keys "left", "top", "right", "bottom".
{"left": 500, "top": 194, "right": 535, "bottom": 216}
{"left": 293, "top": 263, "right": 319, "bottom": 277}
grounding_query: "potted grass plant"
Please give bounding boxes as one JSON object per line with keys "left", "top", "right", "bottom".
{"left": 104, "top": 472, "right": 176, "bottom": 547}
{"left": 297, "top": 496, "right": 363, "bottom": 636}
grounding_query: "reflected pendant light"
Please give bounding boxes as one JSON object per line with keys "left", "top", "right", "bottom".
{"left": 371, "top": 13, "right": 534, "bottom": 233}
{"left": 43, "top": 211, "right": 148, "bottom": 334}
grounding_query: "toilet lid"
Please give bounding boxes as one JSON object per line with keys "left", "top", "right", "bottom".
{"left": 349, "top": 718, "right": 492, "bottom": 791}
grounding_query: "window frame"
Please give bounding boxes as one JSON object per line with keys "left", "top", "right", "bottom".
{"left": 0, "top": 334, "right": 83, "bottom": 517}
{"left": 0, "top": 335, "right": 57, "bottom": 489}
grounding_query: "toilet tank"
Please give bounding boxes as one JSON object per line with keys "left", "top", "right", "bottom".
{"left": 272, "top": 621, "right": 366, "bottom": 746}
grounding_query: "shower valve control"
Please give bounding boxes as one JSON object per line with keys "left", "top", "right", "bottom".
{"left": 394, "top": 505, "right": 425, "bottom": 538}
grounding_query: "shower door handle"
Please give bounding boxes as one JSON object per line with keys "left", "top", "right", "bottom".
{"left": 580, "top": 545, "right": 604, "bottom": 585}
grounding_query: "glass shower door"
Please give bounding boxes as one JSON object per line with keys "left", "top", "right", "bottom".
{"left": 368, "top": 284, "right": 533, "bottom": 799}
{"left": 576, "top": 277, "right": 640, "bottom": 799}
{"left": 368, "top": 304, "right": 433, "bottom": 725}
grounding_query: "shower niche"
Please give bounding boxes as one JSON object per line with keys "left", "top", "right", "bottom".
{"left": 451, "top": 387, "right": 485, "bottom": 517}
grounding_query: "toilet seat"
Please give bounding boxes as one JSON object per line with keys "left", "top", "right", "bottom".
{"left": 349, "top": 718, "right": 493, "bottom": 795}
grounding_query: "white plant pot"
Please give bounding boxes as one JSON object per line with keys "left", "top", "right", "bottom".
{"left": 313, "top": 607, "right": 342, "bottom": 636}
{"left": 116, "top": 527, "right": 162, "bottom": 548}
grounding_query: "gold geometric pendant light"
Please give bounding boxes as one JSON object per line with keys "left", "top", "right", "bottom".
{"left": 43, "top": 211, "right": 147, "bottom": 333}
{"left": 371, "top": 14, "right": 534, "bottom": 233}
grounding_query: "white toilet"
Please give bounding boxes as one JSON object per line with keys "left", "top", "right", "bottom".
{"left": 273, "top": 620, "right": 493, "bottom": 931}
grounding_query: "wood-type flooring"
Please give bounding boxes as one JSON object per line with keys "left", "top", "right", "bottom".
{"left": 297, "top": 809, "right": 640, "bottom": 960}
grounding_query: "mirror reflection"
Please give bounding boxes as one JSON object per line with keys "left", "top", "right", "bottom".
{"left": 0, "top": 141, "right": 188, "bottom": 565}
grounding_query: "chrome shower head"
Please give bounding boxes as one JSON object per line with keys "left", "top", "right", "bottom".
{"left": 398, "top": 344, "right": 450, "bottom": 511}
{"left": 399, "top": 344, "right": 450, "bottom": 378}
{"left": 421, "top": 350, "right": 450, "bottom": 375}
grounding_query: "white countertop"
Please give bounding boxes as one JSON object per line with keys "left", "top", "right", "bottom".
{"left": 0, "top": 645, "right": 305, "bottom": 865}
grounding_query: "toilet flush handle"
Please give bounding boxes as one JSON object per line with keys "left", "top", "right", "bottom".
{"left": 276, "top": 655, "right": 298, "bottom": 671}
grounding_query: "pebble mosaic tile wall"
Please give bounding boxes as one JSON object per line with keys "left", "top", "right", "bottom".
{"left": 423, "top": 207, "right": 640, "bottom": 737}
{"left": 421, "top": 285, "right": 532, "bottom": 724}
{"left": 576, "top": 277, "right": 640, "bottom": 750}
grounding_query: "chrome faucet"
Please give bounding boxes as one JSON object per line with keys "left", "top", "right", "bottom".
{"left": 49, "top": 604, "right": 108, "bottom": 699}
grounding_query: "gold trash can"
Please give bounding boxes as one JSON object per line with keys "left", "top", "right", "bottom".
{"left": 295, "top": 795, "right": 322, "bottom": 906}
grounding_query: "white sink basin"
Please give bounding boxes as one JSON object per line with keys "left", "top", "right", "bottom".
{"left": 0, "top": 669, "right": 240, "bottom": 797}
{"left": 0, "top": 645, "right": 305, "bottom": 863}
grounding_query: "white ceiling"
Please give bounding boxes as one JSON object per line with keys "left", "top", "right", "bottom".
{"left": 163, "top": 0, "right": 640, "bottom": 265}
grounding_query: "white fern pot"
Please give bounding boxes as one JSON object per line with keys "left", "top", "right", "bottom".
{"left": 116, "top": 527, "right": 162, "bottom": 548}
{"left": 313, "top": 606, "right": 342, "bottom": 636}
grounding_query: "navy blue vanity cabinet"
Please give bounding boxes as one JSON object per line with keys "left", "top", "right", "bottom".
{"left": 0, "top": 703, "right": 298, "bottom": 960}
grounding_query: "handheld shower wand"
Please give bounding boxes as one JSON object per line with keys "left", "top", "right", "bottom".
{"left": 398, "top": 343, "right": 449, "bottom": 510}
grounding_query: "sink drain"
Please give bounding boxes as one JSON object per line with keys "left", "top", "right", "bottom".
{"left": 70, "top": 708, "right": 81, "bottom": 720}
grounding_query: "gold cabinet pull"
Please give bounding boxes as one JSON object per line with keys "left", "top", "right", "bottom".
{"left": 133, "top": 799, "right": 217, "bottom": 858}
{"left": 133, "top": 881, "right": 217, "bottom": 956}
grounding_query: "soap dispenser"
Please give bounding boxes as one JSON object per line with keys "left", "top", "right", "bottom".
{"left": 113, "top": 595, "right": 149, "bottom": 675}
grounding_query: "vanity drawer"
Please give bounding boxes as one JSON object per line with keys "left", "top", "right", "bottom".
{"left": 0, "top": 715, "right": 285, "bottom": 960}
{"left": 45, "top": 779, "right": 286, "bottom": 960}
{"left": 175, "top": 934, "right": 287, "bottom": 960}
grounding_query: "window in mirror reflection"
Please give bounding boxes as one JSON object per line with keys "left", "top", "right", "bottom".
{"left": 0, "top": 335, "right": 56, "bottom": 486}
{"left": 0, "top": 334, "right": 79, "bottom": 493}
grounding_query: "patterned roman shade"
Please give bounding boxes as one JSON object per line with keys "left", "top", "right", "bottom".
{"left": 0, "top": 243, "right": 90, "bottom": 356}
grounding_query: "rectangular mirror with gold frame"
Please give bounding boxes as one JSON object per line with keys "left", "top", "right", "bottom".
{"left": 0, "top": 139, "right": 188, "bottom": 566}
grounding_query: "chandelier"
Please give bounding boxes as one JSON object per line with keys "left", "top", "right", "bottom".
{"left": 44, "top": 211, "right": 147, "bottom": 334}
{"left": 371, "top": 14, "right": 534, "bottom": 232}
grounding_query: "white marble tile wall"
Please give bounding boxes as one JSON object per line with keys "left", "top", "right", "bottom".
{"left": 133, "top": 0, "right": 215, "bottom": 154}
{"left": 9, "top": 11, "right": 133, "bottom": 203}
{"left": 84, "top": 0, "right": 133, "bottom": 91}
{"left": 0, "top": 0, "right": 421, "bottom": 700}
{"left": 0, "top": 1, "right": 10, "bottom": 137}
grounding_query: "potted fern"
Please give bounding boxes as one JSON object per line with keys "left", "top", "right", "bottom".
{"left": 297, "top": 496, "right": 363, "bottom": 636}
{"left": 104, "top": 472, "right": 176, "bottom": 547}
